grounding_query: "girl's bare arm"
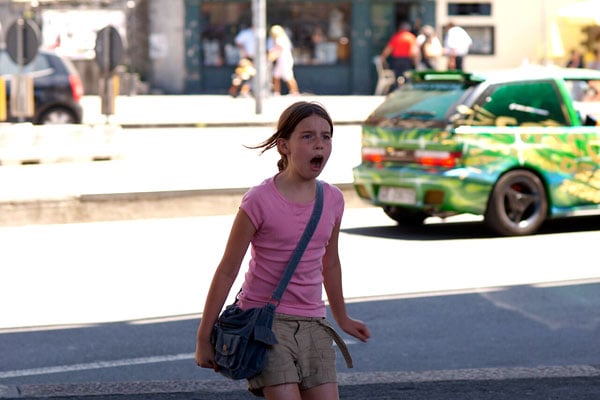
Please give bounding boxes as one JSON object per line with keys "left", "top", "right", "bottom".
{"left": 322, "top": 222, "right": 370, "bottom": 342}
{"left": 195, "top": 209, "right": 256, "bottom": 368}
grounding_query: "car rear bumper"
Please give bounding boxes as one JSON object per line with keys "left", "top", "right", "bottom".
{"left": 352, "top": 163, "right": 493, "bottom": 216}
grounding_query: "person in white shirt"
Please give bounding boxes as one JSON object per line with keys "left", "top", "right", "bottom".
{"left": 444, "top": 22, "right": 472, "bottom": 70}
{"left": 235, "top": 25, "right": 256, "bottom": 61}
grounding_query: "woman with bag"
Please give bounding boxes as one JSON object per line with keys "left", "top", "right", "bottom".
{"left": 195, "top": 101, "right": 370, "bottom": 399}
{"left": 417, "top": 25, "right": 442, "bottom": 70}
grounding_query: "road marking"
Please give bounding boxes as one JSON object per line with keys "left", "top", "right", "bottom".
{"left": 0, "top": 337, "right": 361, "bottom": 380}
{"left": 0, "top": 353, "right": 194, "bottom": 379}
{"left": 128, "top": 313, "right": 201, "bottom": 325}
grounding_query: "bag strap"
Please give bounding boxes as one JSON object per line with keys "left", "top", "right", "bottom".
{"left": 271, "top": 180, "right": 324, "bottom": 303}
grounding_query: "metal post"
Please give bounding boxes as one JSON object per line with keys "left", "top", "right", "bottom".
{"left": 16, "top": 18, "right": 24, "bottom": 122}
{"left": 541, "top": 0, "right": 548, "bottom": 65}
{"left": 252, "top": 0, "right": 266, "bottom": 114}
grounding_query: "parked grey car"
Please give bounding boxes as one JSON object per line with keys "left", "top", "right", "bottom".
{"left": 0, "top": 47, "right": 84, "bottom": 124}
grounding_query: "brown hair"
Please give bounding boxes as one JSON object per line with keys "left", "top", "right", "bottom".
{"left": 248, "top": 101, "right": 333, "bottom": 171}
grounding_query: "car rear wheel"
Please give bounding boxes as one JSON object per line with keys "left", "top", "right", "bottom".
{"left": 37, "top": 107, "right": 78, "bottom": 124}
{"left": 485, "top": 170, "right": 547, "bottom": 236}
{"left": 383, "top": 205, "right": 428, "bottom": 226}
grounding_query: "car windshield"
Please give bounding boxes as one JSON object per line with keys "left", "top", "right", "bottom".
{"left": 365, "top": 82, "right": 467, "bottom": 125}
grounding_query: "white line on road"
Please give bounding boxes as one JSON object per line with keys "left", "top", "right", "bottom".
{"left": 0, "top": 353, "right": 194, "bottom": 379}
{"left": 0, "top": 337, "right": 361, "bottom": 380}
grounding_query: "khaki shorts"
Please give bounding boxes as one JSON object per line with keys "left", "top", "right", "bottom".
{"left": 247, "top": 313, "right": 337, "bottom": 396}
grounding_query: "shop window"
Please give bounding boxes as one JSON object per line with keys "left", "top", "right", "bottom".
{"left": 463, "top": 26, "right": 494, "bottom": 55}
{"left": 200, "top": 1, "right": 351, "bottom": 66}
{"left": 447, "top": 3, "right": 492, "bottom": 16}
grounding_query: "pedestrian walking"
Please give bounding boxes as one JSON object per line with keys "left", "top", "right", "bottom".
{"left": 379, "top": 21, "right": 418, "bottom": 86}
{"left": 195, "top": 101, "right": 370, "bottom": 399}
{"left": 235, "top": 23, "right": 256, "bottom": 61}
{"left": 586, "top": 48, "right": 600, "bottom": 70}
{"left": 444, "top": 21, "right": 472, "bottom": 70}
{"left": 566, "top": 48, "right": 584, "bottom": 68}
{"left": 231, "top": 23, "right": 257, "bottom": 96}
{"left": 229, "top": 57, "right": 256, "bottom": 97}
{"left": 268, "top": 25, "right": 300, "bottom": 96}
{"left": 417, "top": 25, "right": 443, "bottom": 70}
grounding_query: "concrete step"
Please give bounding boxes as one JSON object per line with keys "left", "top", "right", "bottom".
{"left": 0, "top": 123, "right": 123, "bottom": 166}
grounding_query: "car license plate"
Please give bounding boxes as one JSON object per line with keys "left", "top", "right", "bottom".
{"left": 378, "top": 186, "right": 416, "bottom": 205}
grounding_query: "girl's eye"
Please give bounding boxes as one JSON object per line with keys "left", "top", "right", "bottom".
{"left": 301, "top": 132, "right": 331, "bottom": 141}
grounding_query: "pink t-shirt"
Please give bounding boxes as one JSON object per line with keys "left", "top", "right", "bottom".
{"left": 236, "top": 176, "right": 344, "bottom": 317}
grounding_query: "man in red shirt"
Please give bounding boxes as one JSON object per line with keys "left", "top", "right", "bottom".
{"left": 379, "top": 21, "right": 417, "bottom": 88}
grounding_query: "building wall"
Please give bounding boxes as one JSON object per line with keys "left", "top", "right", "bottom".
{"left": 435, "top": 0, "right": 534, "bottom": 70}
{"left": 147, "top": 0, "right": 186, "bottom": 93}
{"left": 435, "top": 0, "right": 591, "bottom": 71}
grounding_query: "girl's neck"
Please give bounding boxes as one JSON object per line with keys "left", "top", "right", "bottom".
{"left": 275, "top": 171, "right": 316, "bottom": 203}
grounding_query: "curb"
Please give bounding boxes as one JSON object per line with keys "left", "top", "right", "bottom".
{"left": 1, "top": 365, "right": 599, "bottom": 399}
{"left": 0, "top": 184, "right": 363, "bottom": 227}
{"left": 78, "top": 183, "right": 357, "bottom": 202}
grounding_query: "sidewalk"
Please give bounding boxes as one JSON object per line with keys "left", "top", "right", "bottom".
{"left": 0, "top": 94, "right": 382, "bottom": 203}
{"left": 80, "top": 94, "right": 385, "bottom": 128}
{"left": 1, "top": 95, "right": 383, "bottom": 164}
{"left": 1, "top": 95, "right": 383, "bottom": 168}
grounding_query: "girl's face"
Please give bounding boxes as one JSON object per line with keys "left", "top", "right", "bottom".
{"left": 278, "top": 114, "right": 332, "bottom": 179}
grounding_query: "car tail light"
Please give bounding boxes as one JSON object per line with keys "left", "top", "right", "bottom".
{"left": 362, "top": 147, "right": 462, "bottom": 168}
{"left": 415, "top": 150, "right": 462, "bottom": 167}
{"left": 69, "top": 74, "right": 84, "bottom": 102}
{"left": 361, "top": 147, "right": 386, "bottom": 163}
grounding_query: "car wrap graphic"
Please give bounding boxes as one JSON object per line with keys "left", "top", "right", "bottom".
{"left": 354, "top": 125, "right": 600, "bottom": 217}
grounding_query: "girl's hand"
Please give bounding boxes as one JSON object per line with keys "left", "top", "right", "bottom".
{"left": 195, "top": 338, "right": 218, "bottom": 371}
{"left": 339, "top": 317, "right": 371, "bottom": 342}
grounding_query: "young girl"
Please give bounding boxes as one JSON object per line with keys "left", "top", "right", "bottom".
{"left": 268, "top": 25, "right": 300, "bottom": 96}
{"left": 195, "top": 101, "right": 370, "bottom": 399}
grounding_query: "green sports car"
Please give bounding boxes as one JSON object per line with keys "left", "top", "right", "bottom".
{"left": 353, "top": 68, "right": 600, "bottom": 236}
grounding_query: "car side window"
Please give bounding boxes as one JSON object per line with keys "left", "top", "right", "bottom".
{"left": 475, "top": 81, "right": 568, "bottom": 126}
{"left": 0, "top": 51, "right": 16, "bottom": 75}
{"left": 0, "top": 52, "right": 50, "bottom": 75}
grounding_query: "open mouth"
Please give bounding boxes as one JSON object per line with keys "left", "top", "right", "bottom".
{"left": 310, "top": 155, "right": 324, "bottom": 169}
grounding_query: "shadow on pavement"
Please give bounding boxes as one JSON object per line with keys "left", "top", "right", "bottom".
{"left": 2, "top": 280, "right": 599, "bottom": 399}
{"left": 342, "top": 214, "right": 600, "bottom": 241}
